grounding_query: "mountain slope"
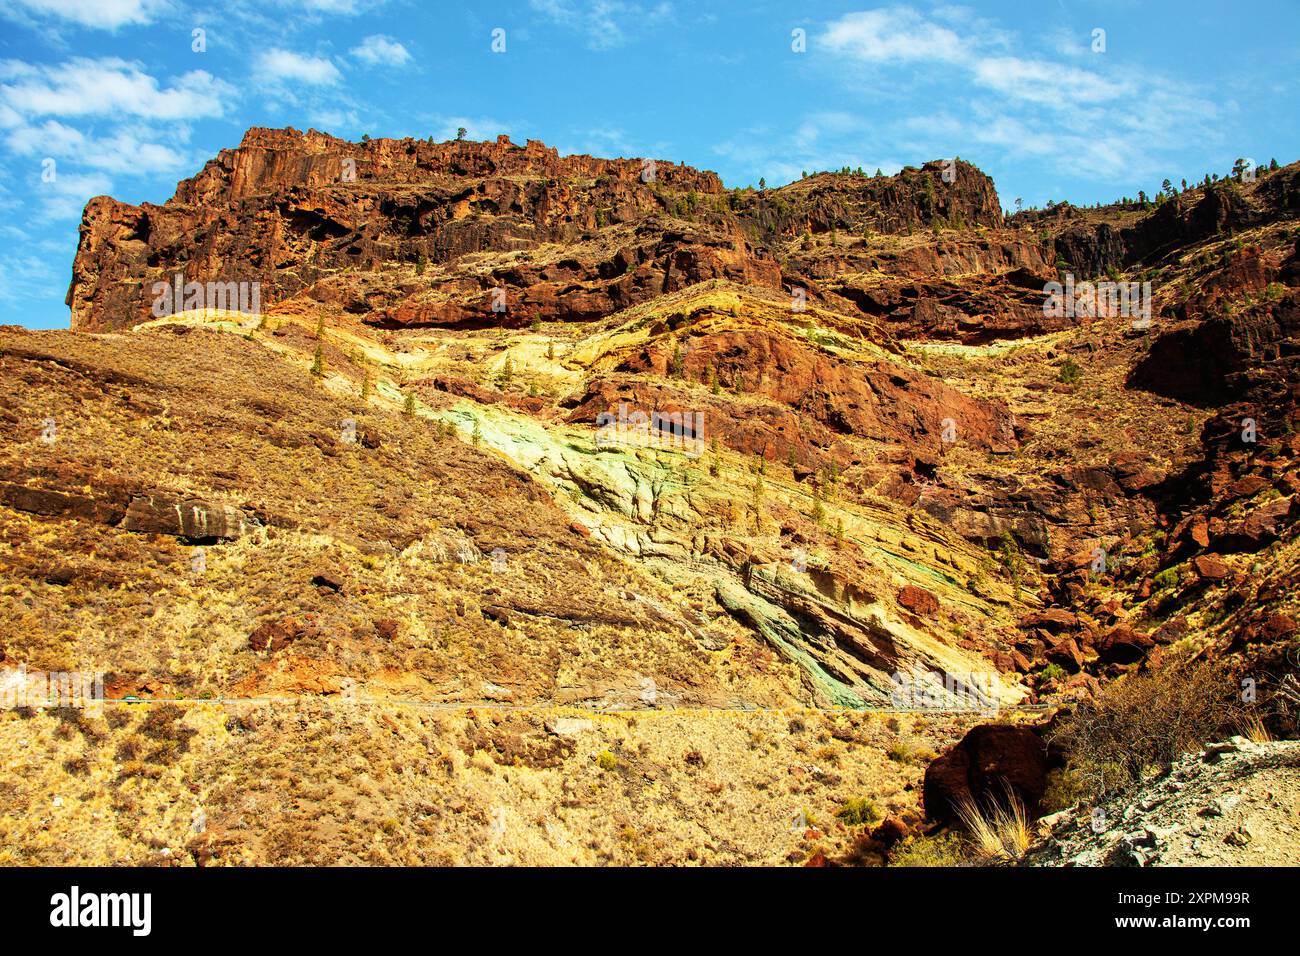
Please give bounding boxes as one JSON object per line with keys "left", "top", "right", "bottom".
{"left": 2, "top": 130, "right": 1298, "bottom": 865}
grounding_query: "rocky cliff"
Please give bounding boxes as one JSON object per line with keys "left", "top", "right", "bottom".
{"left": 67, "top": 129, "right": 1008, "bottom": 334}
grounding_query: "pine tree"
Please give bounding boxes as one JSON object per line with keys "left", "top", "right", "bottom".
{"left": 403, "top": 393, "right": 416, "bottom": 416}
{"left": 360, "top": 364, "right": 371, "bottom": 400}
{"left": 310, "top": 344, "right": 324, "bottom": 377}
{"left": 496, "top": 357, "right": 514, "bottom": 388}
{"left": 668, "top": 340, "right": 686, "bottom": 377}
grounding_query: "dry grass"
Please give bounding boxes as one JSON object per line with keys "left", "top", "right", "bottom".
{"left": 1239, "top": 712, "right": 1274, "bottom": 744}
{"left": 0, "top": 700, "right": 978, "bottom": 866}
{"left": 954, "top": 780, "right": 1030, "bottom": 863}
{"left": 887, "top": 831, "right": 971, "bottom": 867}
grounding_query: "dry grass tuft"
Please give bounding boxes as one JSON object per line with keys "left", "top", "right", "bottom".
{"left": 955, "top": 781, "right": 1029, "bottom": 863}
{"left": 1239, "top": 711, "right": 1273, "bottom": 744}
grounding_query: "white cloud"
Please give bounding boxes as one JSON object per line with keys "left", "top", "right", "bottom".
{"left": 815, "top": 5, "right": 1218, "bottom": 188}
{"left": 971, "top": 56, "right": 1132, "bottom": 106}
{"left": 256, "top": 49, "right": 342, "bottom": 86}
{"left": 351, "top": 35, "right": 411, "bottom": 68}
{"left": 294, "top": 0, "right": 360, "bottom": 12}
{"left": 821, "top": 8, "right": 967, "bottom": 64}
{"left": 712, "top": 120, "right": 897, "bottom": 188}
{"left": 5, "top": 117, "right": 82, "bottom": 155}
{"left": 7, "top": 119, "right": 188, "bottom": 174}
{"left": 0, "top": 58, "right": 231, "bottom": 120}
{"left": 557, "top": 125, "right": 656, "bottom": 158}
{"left": 0, "top": 0, "right": 170, "bottom": 30}
{"left": 309, "top": 107, "right": 361, "bottom": 131}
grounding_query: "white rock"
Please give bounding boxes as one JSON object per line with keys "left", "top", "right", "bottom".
{"left": 546, "top": 717, "right": 594, "bottom": 737}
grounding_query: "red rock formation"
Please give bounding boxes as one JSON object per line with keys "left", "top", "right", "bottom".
{"left": 67, "top": 130, "right": 1012, "bottom": 334}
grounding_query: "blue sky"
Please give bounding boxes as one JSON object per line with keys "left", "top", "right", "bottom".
{"left": 2, "top": 0, "right": 1297, "bottom": 330}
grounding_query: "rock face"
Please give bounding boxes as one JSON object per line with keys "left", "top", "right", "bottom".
{"left": 67, "top": 129, "right": 1009, "bottom": 333}
{"left": 1129, "top": 289, "right": 1300, "bottom": 408}
{"left": 572, "top": 323, "right": 1019, "bottom": 461}
{"left": 120, "top": 495, "right": 261, "bottom": 541}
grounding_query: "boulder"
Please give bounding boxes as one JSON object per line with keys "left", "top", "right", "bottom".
{"left": 897, "top": 584, "right": 940, "bottom": 618}
{"left": 1019, "top": 608, "right": 1078, "bottom": 633}
{"left": 1192, "top": 554, "right": 1231, "bottom": 582}
{"left": 249, "top": 617, "right": 315, "bottom": 653}
{"left": 1045, "top": 638, "right": 1084, "bottom": 673}
{"left": 923, "top": 724, "right": 1049, "bottom": 825}
{"left": 0, "top": 483, "right": 127, "bottom": 525}
{"left": 869, "top": 815, "right": 911, "bottom": 849}
{"left": 1094, "top": 624, "right": 1154, "bottom": 665}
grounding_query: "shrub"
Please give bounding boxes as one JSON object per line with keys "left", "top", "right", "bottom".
{"left": 886, "top": 740, "right": 914, "bottom": 763}
{"left": 668, "top": 340, "right": 687, "bottom": 377}
{"left": 997, "top": 530, "right": 1026, "bottom": 594}
{"left": 1040, "top": 766, "right": 1091, "bottom": 812}
{"left": 1239, "top": 711, "right": 1272, "bottom": 744}
{"left": 1152, "top": 567, "right": 1180, "bottom": 590}
{"left": 1040, "top": 663, "right": 1067, "bottom": 684}
{"left": 888, "top": 832, "right": 970, "bottom": 867}
{"left": 596, "top": 750, "right": 619, "bottom": 771}
{"left": 1049, "top": 651, "right": 1242, "bottom": 800}
{"left": 1057, "top": 358, "right": 1082, "bottom": 384}
{"left": 836, "top": 797, "right": 882, "bottom": 827}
